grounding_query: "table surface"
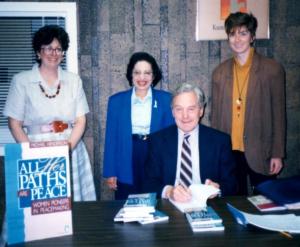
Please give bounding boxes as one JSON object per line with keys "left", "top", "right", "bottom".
{"left": 3, "top": 196, "right": 300, "bottom": 247}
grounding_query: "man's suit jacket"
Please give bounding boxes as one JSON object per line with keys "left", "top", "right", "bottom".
{"left": 143, "top": 124, "right": 237, "bottom": 197}
{"left": 103, "top": 88, "right": 174, "bottom": 184}
{"left": 211, "top": 51, "right": 286, "bottom": 175}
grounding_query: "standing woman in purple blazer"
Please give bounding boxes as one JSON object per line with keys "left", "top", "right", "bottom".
{"left": 103, "top": 52, "right": 174, "bottom": 199}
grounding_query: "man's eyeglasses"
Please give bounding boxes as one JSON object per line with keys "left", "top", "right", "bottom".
{"left": 41, "top": 46, "right": 65, "bottom": 55}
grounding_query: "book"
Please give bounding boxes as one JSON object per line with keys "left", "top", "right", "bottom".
{"left": 190, "top": 222, "right": 225, "bottom": 232}
{"left": 256, "top": 176, "right": 300, "bottom": 210}
{"left": 113, "top": 208, "right": 154, "bottom": 223}
{"left": 247, "top": 195, "right": 286, "bottom": 212}
{"left": 123, "top": 193, "right": 157, "bottom": 213}
{"left": 227, "top": 203, "right": 300, "bottom": 234}
{"left": 169, "top": 184, "right": 220, "bottom": 213}
{"left": 185, "top": 206, "right": 223, "bottom": 226}
{"left": 138, "top": 210, "right": 169, "bottom": 225}
{"left": 4, "top": 141, "right": 73, "bottom": 245}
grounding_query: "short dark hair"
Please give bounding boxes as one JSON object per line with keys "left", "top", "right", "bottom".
{"left": 126, "top": 52, "right": 162, "bottom": 87}
{"left": 32, "top": 25, "right": 69, "bottom": 64}
{"left": 225, "top": 12, "right": 257, "bottom": 39}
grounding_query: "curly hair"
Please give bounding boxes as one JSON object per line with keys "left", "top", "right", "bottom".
{"left": 126, "top": 52, "right": 162, "bottom": 87}
{"left": 32, "top": 25, "right": 69, "bottom": 64}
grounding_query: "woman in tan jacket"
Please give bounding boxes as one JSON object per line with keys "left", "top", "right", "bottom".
{"left": 211, "top": 12, "right": 286, "bottom": 195}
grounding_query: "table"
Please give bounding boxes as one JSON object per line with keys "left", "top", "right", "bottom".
{"left": 5, "top": 197, "right": 300, "bottom": 247}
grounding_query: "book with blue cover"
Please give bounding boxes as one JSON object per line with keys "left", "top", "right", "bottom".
{"left": 256, "top": 176, "right": 300, "bottom": 209}
{"left": 190, "top": 222, "right": 225, "bottom": 232}
{"left": 185, "top": 206, "right": 223, "bottom": 226}
{"left": 138, "top": 210, "right": 169, "bottom": 225}
{"left": 123, "top": 193, "right": 157, "bottom": 213}
{"left": 4, "top": 141, "right": 73, "bottom": 245}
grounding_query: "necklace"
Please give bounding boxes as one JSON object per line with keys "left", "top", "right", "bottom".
{"left": 234, "top": 62, "right": 250, "bottom": 117}
{"left": 39, "top": 82, "right": 61, "bottom": 99}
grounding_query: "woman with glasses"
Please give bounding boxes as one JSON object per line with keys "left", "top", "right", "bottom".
{"left": 3, "top": 25, "right": 96, "bottom": 202}
{"left": 103, "top": 52, "right": 174, "bottom": 199}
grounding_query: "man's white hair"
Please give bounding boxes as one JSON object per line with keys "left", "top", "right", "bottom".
{"left": 172, "top": 83, "right": 206, "bottom": 108}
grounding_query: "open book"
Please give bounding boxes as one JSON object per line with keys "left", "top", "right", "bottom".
{"left": 169, "top": 184, "right": 220, "bottom": 213}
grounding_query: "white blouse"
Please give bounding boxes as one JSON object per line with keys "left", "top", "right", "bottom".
{"left": 3, "top": 64, "right": 89, "bottom": 129}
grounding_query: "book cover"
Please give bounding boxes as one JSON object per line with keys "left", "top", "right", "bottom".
{"left": 256, "top": 176, "right": 300, "bottom": 209}
{"left": 185, "top": 206, "right": 223, "bottom": 226}
{"left": 4, "top": 141, "right": 73, "bottom": 245}
{"left": 123, "top": 193, "right": 157, "bottom": 213}
{"left": 247, "top": 195, "right": 286, "bottom": 212}
{"left": 138, "top": 210, "right": 169, "bottom": 225}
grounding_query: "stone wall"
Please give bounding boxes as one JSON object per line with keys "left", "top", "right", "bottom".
{"left": 0, "top": 0, "right": 299, "bottom": 201}
{"left": 78, "top": 0, "right": 300, "bottom": 200}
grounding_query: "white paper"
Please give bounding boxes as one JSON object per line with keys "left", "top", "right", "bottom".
{"left": 227, "top": 203, "right": 300, "bottom": 234}
{"left": 170, "top": 184, "right": 220, "bottom": 213}
{"left": 244, "top": 213, "right": 300, "bottom": 233}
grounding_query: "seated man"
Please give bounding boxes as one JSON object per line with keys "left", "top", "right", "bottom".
{"left": 143, "top": 83, "right": 237, "bottom": 202}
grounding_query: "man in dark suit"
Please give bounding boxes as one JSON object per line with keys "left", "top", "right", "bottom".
{"left": 143, "top": 83, "right": 237, "bottom": 202}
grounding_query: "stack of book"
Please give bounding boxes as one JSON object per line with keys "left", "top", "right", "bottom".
{"left": 247, "top": 195, "right": 286, "bottom": 212}
{"left": 185, "top": 206, "right": 224, "bottom": 232}
{"left": 114, "top": 193, "right": 169, "bottom": 224}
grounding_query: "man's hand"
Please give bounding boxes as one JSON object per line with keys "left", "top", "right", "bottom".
{"left": 205, "top": 179, "right": 220, "bottom": 198}
{"left": 166, "top": 184, "right": 192, "bottom": 202}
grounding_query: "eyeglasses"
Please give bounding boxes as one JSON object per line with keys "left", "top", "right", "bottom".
{"left": 41, "top": 46, "right": 65, "bottom": 55}
{"left": 132, "top": 71, "right": 153, "bottom": 77}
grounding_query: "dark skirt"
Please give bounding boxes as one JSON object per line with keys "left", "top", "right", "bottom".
{"left": 115, "top": 134, "right": 149, "bottom": 200}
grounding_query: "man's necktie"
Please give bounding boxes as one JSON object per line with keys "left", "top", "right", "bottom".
{"left": 180, "top": 134, "right": 192, "bottom": 188}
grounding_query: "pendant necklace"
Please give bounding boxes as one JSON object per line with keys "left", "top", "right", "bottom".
{"left": 234, "top": 62, "right": 250, "bottom": 117}
{"left": 39, "top": 82, "right": 61, "bottom": 99}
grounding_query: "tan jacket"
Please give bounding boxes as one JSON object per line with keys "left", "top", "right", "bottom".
{"left": 211, "top": 52, "right": 286, "bottom": 175}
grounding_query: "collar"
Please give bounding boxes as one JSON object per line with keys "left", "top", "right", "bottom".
{"left": 178, "top": 124, "right": 199, "bottom": 138}
{"left": 31, "top": 63, "right": 63, "bottom": 87}
{"left": 131, "top": 87, "right": 152, "bottom": 104}
{"left": 234, "top": 47, "right": 254, "bottom": 69}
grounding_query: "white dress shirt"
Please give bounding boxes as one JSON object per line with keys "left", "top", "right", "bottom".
{"left": 162, "top": 125, "right": 201, "bottom": 198}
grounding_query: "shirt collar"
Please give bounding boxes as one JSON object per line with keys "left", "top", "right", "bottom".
{"left": 234, "top": 47, "right": 254, "bottom": 68}
{"left": 178, "top": 124, "right": 199, "bottom": 138}
{"left": 31, "top": 63, "right": 62, "bottom": 85}
{"left": 131, "top": 87, "right": 152, "bottom": 104}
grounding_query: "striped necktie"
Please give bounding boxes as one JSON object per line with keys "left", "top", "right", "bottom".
{"left": 180, "top": 134, "right": 192, "bottom": 188}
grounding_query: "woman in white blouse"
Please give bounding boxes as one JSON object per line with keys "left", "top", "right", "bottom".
{"left": 3, "top": 25, "right": 96, "bottom": 202}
